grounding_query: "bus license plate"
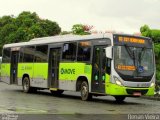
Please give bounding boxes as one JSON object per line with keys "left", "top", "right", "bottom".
{"left": 133, "top": 92, "right": 141, "bottom": 96}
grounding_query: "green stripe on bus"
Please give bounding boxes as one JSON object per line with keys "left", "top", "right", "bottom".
{"left": 1, "top": 63, "right": 10, "bottom": 77}
{"left": 18, "top": 63, "right": 48, "bottom": 79}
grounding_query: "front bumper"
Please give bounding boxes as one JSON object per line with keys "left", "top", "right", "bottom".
{"left": 105, "top": 82, "right": 154, "bottom": 96}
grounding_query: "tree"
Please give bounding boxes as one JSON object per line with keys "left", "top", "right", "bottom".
{"left": 0, "top": 16, "right": 14, "bottom": 27}
{"left": 72, "top": 24, "right": 93, "bottom": 35}
{"left": 0, "top": 23, "right": 18, "bottom": 44}
{"left": 140, "top": 25, "right": 150, "bottom": 33}
{"left": 0, "top": 11, "right": 61, "bottom": 55}
{"left": 140, "top": 25, "right": 160, "bottom": 43}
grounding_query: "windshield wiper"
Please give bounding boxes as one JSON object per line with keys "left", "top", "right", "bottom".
{"left": 124, "top": 45, "right": 138, "bottom": 77}
{"left": 138, "top": 47, "right": 146, "bottom": 65}
{"left": 124, "top": 45, "right": 136, "bottom": 66}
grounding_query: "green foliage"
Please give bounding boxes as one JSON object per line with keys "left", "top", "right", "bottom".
{"left": 0, "top": 11, "right": 61, "bottom": 55}
{"left": 0, "top": 16, "right": 14, "bottom": 27}
{"left": 140, "top": 25, "right": 150, "bottom": 33}
{"left": 150, "top": 30, "right": 160, "bottom": 43}
{"left": 72, "top": 24, "right": 91, "bottom": 35}
{"left": 156, "top": 63, "right": 160, "bottom": 80}
{"left": 140, "top": 25, "right": 160, "bottom": 43}
{"left": 140, "top": 25, "right": 160, "bottom": 80}
{"left": 15, "top": 11, "right": 39, "bottom": 28}
{"left": 154, "top": 43, "right": 160, "bottom": 58}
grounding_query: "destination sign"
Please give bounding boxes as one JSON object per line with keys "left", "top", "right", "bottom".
{"left": 113, "top": 35, "right": 152, "bottom": 48}
{"left": 117, "top": 65, "right": 136, "bottom": 71}
{"left": 118, "top": 36, "right": 145, "bottom": 44}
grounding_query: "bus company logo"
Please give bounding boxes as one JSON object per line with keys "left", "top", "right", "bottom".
{"left": 21, "top": 66, "right": 32, "bottom": 70}
{"left": 61, "top": 68, "right": 75, "bottom": 74}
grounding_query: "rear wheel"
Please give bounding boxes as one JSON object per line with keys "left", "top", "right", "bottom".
{"left": 22, "top": 77, "right": 31, "bottom": 93}
{"left": 81, "top": 81, "right": 92, "bottom": 101}
{"left": 114, "top": 96, "right": 126, "bottom": 103}
{"left": 50, "top": 90, "right": 64, "bottom": 96}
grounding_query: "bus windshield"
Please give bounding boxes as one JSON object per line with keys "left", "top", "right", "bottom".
{"left": 114, "top": 46, "right": 154, "bottom": 77}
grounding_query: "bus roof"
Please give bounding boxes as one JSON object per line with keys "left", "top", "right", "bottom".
{"left": 3, "top": 33, "right": 113, "bottom": 48}
{"left": 3, "top": 33, "right": 150, "bottom": 48}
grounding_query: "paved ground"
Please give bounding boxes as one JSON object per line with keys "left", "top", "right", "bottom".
{"left": 0, "top": 81, "right": 160, "bottom": 119}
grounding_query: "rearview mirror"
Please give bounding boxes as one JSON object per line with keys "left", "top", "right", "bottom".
{"left": 105, "top": 46, "right": 112, "bottom": 59}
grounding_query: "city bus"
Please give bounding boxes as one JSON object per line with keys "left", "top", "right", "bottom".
{"left": 1, "top": 33, "right": 155, "bottom": 102}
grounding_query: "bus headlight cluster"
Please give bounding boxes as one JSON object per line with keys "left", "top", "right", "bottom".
{"left": 150, "top": 82, "right": 155, "bottom": 87}
{"left": 114, "top": 76, "right": 123, "bottom": 86}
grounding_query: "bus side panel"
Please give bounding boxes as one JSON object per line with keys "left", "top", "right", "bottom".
{"left": 58, "top": 63, "right": 92, "bottom": 91}
{"left": 1, "top": 63, "right": 11, "bottom": 84}
{"left": 31, "top": 63, "right": 48, "bottom": 88}
{"left": 17, "top": 63, "right": 34, "bottom": 86}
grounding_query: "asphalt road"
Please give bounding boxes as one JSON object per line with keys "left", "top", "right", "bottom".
{"left": 0, "top": 81, "right": 160, "bottom": 120}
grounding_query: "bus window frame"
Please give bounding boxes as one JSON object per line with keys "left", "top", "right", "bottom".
{"left": 21, "top": 45, "right": 36, "bottom": 63}
{"left": 34, "top": 44, "right": 49, "bottom": 63}
{"left": 77, "top": 41, "right": 92, "bottom": 62}
{"left": 48, "top": 43, "right": 63, "bottom": 63}
{"left": 2, "top": 48, "right": 11, "bottom": 63}
{"left": 61, "top": 42, "right": 78, "bottom": 62}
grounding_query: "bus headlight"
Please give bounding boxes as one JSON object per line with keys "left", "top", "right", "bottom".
{"left": 150, "top": 82, "right": 155, "bottom": 87}
{"left": 114, "top": 76, "right": 123, "bottom": 86}
{"left": 116, "top": 80, "right": 123, "bottom": 86}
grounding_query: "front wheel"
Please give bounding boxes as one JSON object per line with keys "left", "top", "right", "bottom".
{"left": 81, "top": 81, "right": 92, "bottom": 101}
{"left": 114, "top": 96, "right": 126, "bottom": 103}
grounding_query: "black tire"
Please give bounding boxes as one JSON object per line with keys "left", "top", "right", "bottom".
{"left": 22, "top": 77, "right": 32, "bottom": 93}
{"left": 80, "top": 81, "right": 92, "bottom": 101}
{"left": 114, "top": 96, "right": 126, "bottom": 103}
{"left": 50, "top": 90, "right": 64, "bottom": 96}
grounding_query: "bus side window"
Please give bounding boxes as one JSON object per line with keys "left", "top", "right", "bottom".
{"left": 62, "top": 43, "right": 77, "bottom": 61}
{"left": 77, "top": 41, "right": 91, "bottom": 61}
{"left": 34, "top": 45, "right": 48, "bottom": 62}
{"left": 2, "top": 48, "right": 11, "bottom": 63}
{"left": 23, "top": 46, "right": 35, "bottom": 62}
{"left": 102, "top": 48, "right": 111, "bottom": 75}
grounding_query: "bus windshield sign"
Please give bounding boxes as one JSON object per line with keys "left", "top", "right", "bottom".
{"left": 113, "top": 35, "right": 152, "bottom": 48}
{"left": 118, "top": 36, "right": 145, "bottom": 44}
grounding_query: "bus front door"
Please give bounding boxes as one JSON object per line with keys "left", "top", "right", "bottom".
{"left": 10, "top": 51, "right": 19, "bottom": 84}
{"left": 49, "top": 48, "right": 61, "bottom": 88}
{"left": 92, "top": 46, "right": 106, "bottom": 93}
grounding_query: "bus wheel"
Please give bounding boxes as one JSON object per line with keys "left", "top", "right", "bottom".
{"left": 114, "top": 96, "right": 126, "bottom": 103}
{"left": 23, "top": 77, "right": 31, "bottom": 93}
{"left": 80, "top": 81, "right": 92, "bottom": 101}
{"left": 50, "top": 90, "right": 64, "bottom": 96}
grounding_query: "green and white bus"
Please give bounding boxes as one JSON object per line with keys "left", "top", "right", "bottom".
{"left": 1, "top": 33, "right": 155, "bottom": 102}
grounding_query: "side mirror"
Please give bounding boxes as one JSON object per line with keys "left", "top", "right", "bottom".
{"left": 105, "top": 46, "right": 112, "bottom": 59}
